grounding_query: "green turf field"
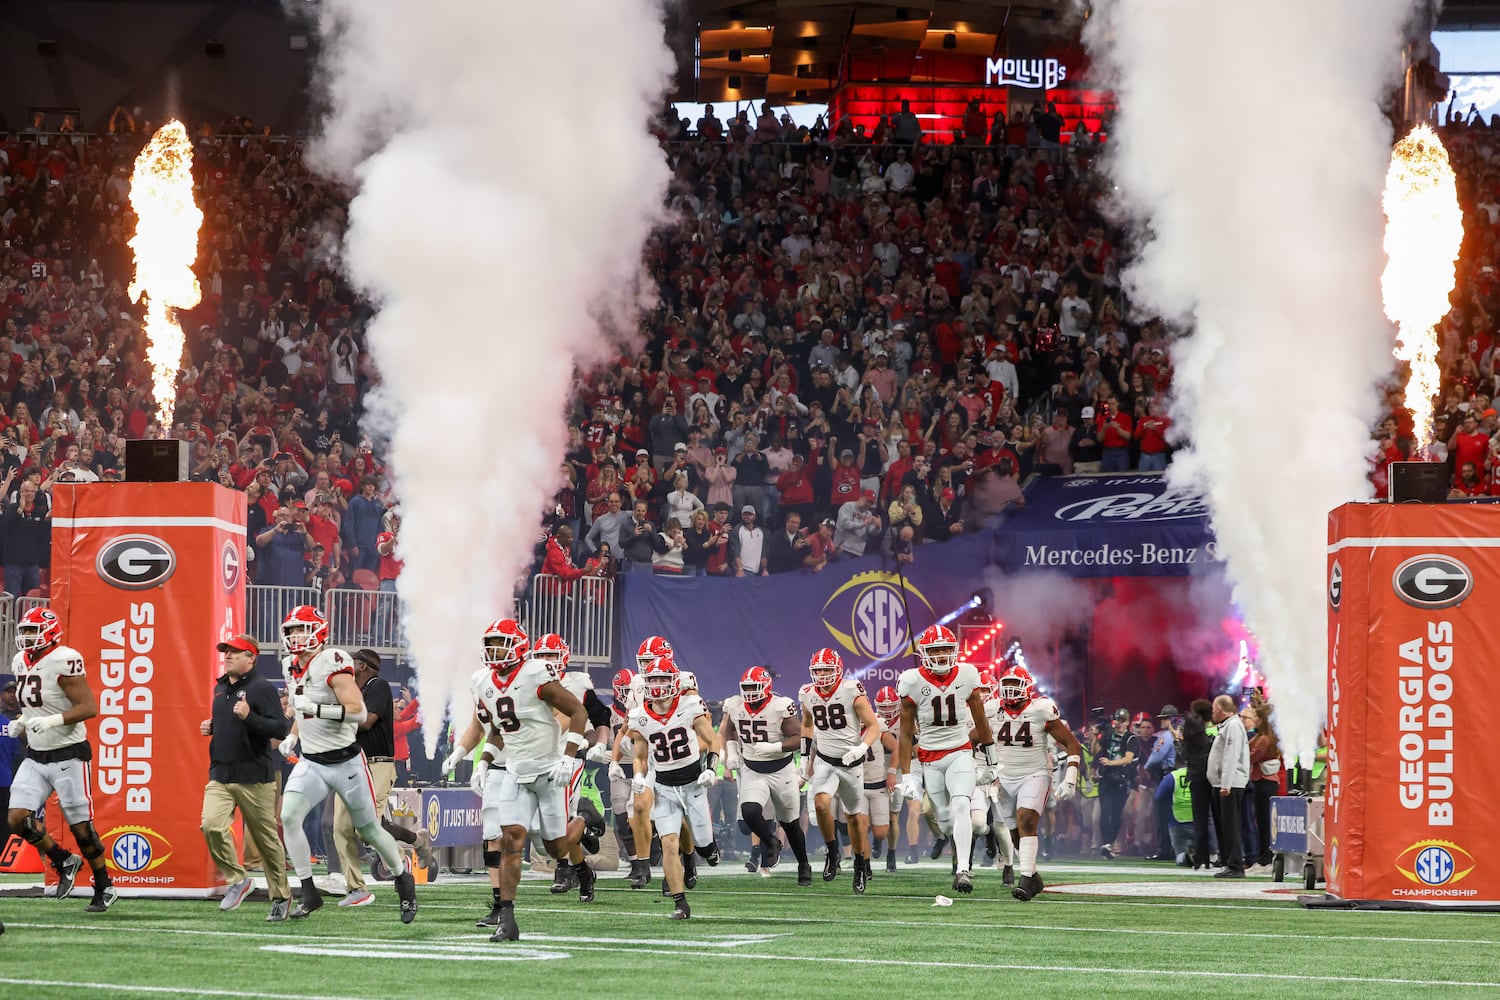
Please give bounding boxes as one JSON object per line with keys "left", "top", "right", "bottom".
{"left": 2, "top": 862, "right": 1497, "bottom": 999}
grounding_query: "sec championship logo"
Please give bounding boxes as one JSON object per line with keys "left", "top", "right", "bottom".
{"left": 1394, "top": 839, "right": 1475, "bottom": 887}
{"left": 103, "top": 826, "right": 174, "bottom": 873}
{"left": 821, "top": 571, "right": 935, "bottom": 660}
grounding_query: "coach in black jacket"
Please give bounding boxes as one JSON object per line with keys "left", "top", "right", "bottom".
{"left": 199, "top": 634, "right": 293, "bottom": 920}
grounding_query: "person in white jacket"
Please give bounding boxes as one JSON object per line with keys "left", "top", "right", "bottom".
{"left": 1206, "top": 695, "right": 1250, "bottom": 878}
{"left": 662, "top": 473, "right": 704, "bottom": 529}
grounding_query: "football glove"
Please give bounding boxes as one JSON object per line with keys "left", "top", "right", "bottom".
{"left": 975, "top": 762, "right": 995, "bottom": 785}
{"left": 586, "top": 742, "right": 612, "bottom": 764}
{"left": 279, "top": 733, "right": 299, "bottom": 760}
{"left": 26, "top": 714, "right": 64, "bottom": 735}
{"left": 440, "top": 746, "right": 469, "bottom": 775}
{"left": 291, "top": 693, "right": 319, "bottom": 718}
{"left": 748, "top": 740, "right": 785, "bottom": 756}
{"left": 840, "top": 745, "right": 868, "bottom": 767}
{"left": 696, "top": 768, "right": 718, "bottom": 788}
{"left": 469, "top": 759, "right": 489, "bottom": 795}
{"left": 608, "top": 761, "right": 626, "bottom": 783}
{"left": 897, "top": 773, "right": 922, "bottom": 803}
{"left": 1056, "top": 766, "right": 1079, "bottom": 802}
{"left": 552, "top": 757, "right": 578, "bottom": 787}
{"left": 2, "top": 719, "right": 22, "bottom": 739}
{"left": 631, "top": 775, "right": 649, "bottom": 796}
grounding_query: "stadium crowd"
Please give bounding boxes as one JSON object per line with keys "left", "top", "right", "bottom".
{"left": 0, "top": 106, "right": 1494, "bottom": 592}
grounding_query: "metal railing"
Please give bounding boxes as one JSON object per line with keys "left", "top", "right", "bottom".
{"left": 526, "top": 574, "right": 615, "bottom": 668}
{"left": 325, "top": 587, "right": 403, "bottom": 657}
{"left": 246, "top": 585, "right": 321, "bottom": 652}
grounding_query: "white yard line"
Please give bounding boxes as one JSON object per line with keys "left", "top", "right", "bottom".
{"left": 0, "top": 977, "right": 370, "bottom": 1000}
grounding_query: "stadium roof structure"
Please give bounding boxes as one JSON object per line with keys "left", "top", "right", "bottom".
{"left": 670, "top": 0, "right": 1080, "bottom": 103}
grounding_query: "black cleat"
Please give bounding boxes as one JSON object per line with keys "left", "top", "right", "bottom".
{"left": 290, "top": 879, "right": 323, "bottom": 919}
{"left": 670, "top": 899, "right": 691, "bottom": 920}
{"left": 53, "top": 854, "right": 83, "bottom": 900}
{"left": 489, "top": 910, "right": 520, "bottom": 942}
{"left": 744, "top": 857, "right": 760, "bottom": 874}
{"left": 266, "top": 899, "right": 290, "bottom": 923}
{"left": 852, "top": 858, "right": 869, "bottom": 895}
{"left": 682, "top": 852, "right": 698, "bottom": 889}
{"left": 1002, "top": 865, "right": 1015, "bottom": 887}
{"left": 822, "top": 851, "right": 841, "bottom": 882}
{"left": 629, "top": 859, "right": 651, "bottom": 889}
{"left": 700, "top": 842, "right": 721, "bottom": 867}
{"left": 930, "top": 836, "right": 949, "bottom": 860}
{"left": 576, "top": 862, "right": 596, "bottom": 903}
{"left": 885, "top": 850, "right": 897, "bottom": 873}
{"left": 762, "top": 838, "right": 781, "bottom": 871}
{"left": 394, "top": 872, "right": 417, "bottom": 924}
{"left": 953, "top": 869, "right": 974, "bottom": 894}
{"left": 1012, "top": 872, "right": 1045, "bottom": 901}
{"left": 84, "top": 886, "right": 118, "bottom": 912}
{"left": 905, "top": 852, "right": 918, "bottom": 866}
{"left": 550, "top": 862, "right": 577, "bottom": 894}
{"left": 797, "top": 862, "right": 813, "bottom": 887}
{"left": 476, "top": 904, "right": 503, "bottom": 928}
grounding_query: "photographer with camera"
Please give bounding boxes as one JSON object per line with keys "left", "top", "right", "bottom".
{"left": 1095, "top": 707, "right": 1141, "bottom": 859}
{"left": 253, "top": 499, "right": 314, "bottom": 587}
{"left": 1098, "top": 398, "right": 1134, "bottom": 473}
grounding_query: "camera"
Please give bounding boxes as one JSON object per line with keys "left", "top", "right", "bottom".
{"left": 1090, "top": 706, "right": 1106, "bottom": 718}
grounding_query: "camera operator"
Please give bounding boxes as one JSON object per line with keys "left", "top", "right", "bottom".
{"left": 1095, "top": 707, "right": 1140, "bottom": 859}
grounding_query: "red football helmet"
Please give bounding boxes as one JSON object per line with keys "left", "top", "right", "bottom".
{"left": 874, "top": 685, "right": 900, "bottom": 724}
{"left": 998, "top": 665, "right": 1035, "bottom": 711}
{"left": 612, "top": 668, "right": 636, "bottom": 705}
{"left": 642, "top": 656, "right": 680, "bottom": 702}
{"left": 740, "top": 665, "right": 773, "bottom": 705}
{"left": 281, "top": 605, "right": 328, "bottom": 655}
{"left": 637, "top": 635, "right": 673, "bottom": 670}
{"left": 916, "top": 624, "right": 958, "bottom": 675}
{"left": 16, "top": 606, "right": 62, "bottom": 653}
{"left": 976, "top": 669, "right": 997, "bottom": 700}
{"left": 533, "top": 632, "right": 571, "bottom": 675}
{"left": 483, "top": 618, "right": 528, "bottom": 670}
{"left": 809, "top": 648, "right": 843, "bottom": 691}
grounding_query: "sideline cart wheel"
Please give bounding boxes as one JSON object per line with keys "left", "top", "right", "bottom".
{"left": 1272, "top": 855, "right": 1285, "bottom": 882}
{"left": 1303, "top": 862, "right": 1317, "bottom": 891}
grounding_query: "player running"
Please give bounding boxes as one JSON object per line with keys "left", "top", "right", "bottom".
{"left": 608, "top": 635, "right": 671, "bottom": 887}
{"left": 625, "top": 656, "right": 720, "bottom": 919}
{"left": 718, "top": 665, "right": 812, "bottom": 884}
{"left": 4, "top": 608, "right": 116, "bottom": 911}
{"left": 278, "top": 605, "right": 417, "bottom": 923}
{"left": 993, "top": 663, "right": 1083, "bottom": 901}
{"left": 895, "top": 625, "right": 996, "bottom": 895}
{"left": 592, "top": 667, "right": 650, "bottom": 887}
{"left": 533, "top": 633, "right": 609, "bottom": 900}
{"left": 442, "top": 618, "right": 595, "bottom": 942}
{"left": 799, "top": 648, "right": 881, "bottom": 894}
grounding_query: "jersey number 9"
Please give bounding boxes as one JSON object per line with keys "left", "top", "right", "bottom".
{"left": 476, "top": 697, "right": 521, "bottom": 733}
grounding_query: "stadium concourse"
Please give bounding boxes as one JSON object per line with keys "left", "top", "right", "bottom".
{"left": 0, "top": 109, "right": 1499, "bottom": 995}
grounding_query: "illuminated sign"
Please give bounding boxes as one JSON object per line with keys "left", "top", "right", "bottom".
{"left": 985, "top": 57, "right": 1068, "bottom": 90}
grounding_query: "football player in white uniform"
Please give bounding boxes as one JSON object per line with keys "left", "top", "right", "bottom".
{"left": 5, "top": 607, "right": 116, "bottom": 911}
{"left": 533, "top": 633, "right": 609, "bottom": 900}
{"left": 895, "top": 625, "right": 996, "bottom": 894}
{"left": 799, "top": 648, "right": 881, "bottom": 893}
{"left": 443, "top": 618, "right": 594, "bottom": 942}
{"left": 969, "top": 670, "right": 1015, "bottom": 883}
{"left": 608, "top": 635, "right": 672, "bottom": 886}
{"left": 717, "top": 665, "right": 812, "bottom": 885}
{"left": 592, "top": 668, "right": 651, "bottom": 887}
{"left": 873, "top": 686, "right": 907, "bottom": 874}
{"left": 278, "top": 606, "right": 417, "bottom": 923}
{"left": 858, "top": 686, "right": 900, "bottom": 875}
{"left": 993, "top": 664, "right": 1083, "bottom": 901}
{"left": 625, "top": 657, "right": 720, "bottom": 919}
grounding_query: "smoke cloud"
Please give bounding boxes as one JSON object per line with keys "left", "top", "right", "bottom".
{"left": 1082, "top": 1, "right": 1418, "bottom": 761}
{"left": 308, "top": 0, "right": 674, "bottom": 744}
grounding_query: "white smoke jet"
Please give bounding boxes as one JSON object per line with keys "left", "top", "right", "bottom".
{"left": 307, "top": 0, "right": 674, "bottom": 746}
{"left": 1082, "top": 1, "right": 1418, "bottom": 761}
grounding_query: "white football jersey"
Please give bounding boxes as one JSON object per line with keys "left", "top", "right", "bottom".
{"left": 554, "top": 670, "right": 594, "bottom": 752}
{"left": 471, "top": 658, "right": 561, "bottom": 777}
{"left": 799, "top": 677, "right": 868, "bottom": 759}
{"left": 861, "top": 715, "right": 891, "bottom": 784}
{"left": 897, "top": 662, "right": 982, "bottom": 754}
{"left": 11, "top": 644, "right": 88, "bottom": 752}
{"left": 630, "top": 693, "right": 709, "bottom": 781}
{"left": 285, "top": 647, "right": 359, "bottom": 755}
{"left": 994, "top": 696, "right": 1061, "bottom": 781}
{"left": 722, "top": 694, "right": 797, "bottom": 762}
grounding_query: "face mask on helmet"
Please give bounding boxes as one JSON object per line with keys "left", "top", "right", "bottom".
{"left": 644, "top": 668, "right": 679, "bottom": 702}
{"left": 810, "top": 651, "right": 841, "bottom": 690}
{"left": 875, "top": 686, "right": 900, "bottom": 724}
{"left": 16, "top": 614, "right": 59, "bottom": 653}
{"left": 612, "top": 669, "right": 635, "bottom": 703}
{"left": 921, "top": 643, "right": 957, "bottom": 675}
{"left": 484, "top": 636, "right": 521, "bottom": 668}
{"left": 740, "top": 667, "right": 771, "bottom": 704}
{"left": 999, "top": 677, "right": 1029, "bottom": 706}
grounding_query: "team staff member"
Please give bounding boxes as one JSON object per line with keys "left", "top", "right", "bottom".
{"left": 199, "top": 634, "right": 293, "bottom": 920}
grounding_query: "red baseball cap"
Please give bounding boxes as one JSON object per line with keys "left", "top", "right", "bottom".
{"left": 861, "top": 490, "right": 876, "bottom": 502}
{"left": 216, "top": 634, "right": 259, "bottom": 655}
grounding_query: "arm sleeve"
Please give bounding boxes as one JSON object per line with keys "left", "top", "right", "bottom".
{"left": 583, "top": 689, "right": 612, "bottom": 731}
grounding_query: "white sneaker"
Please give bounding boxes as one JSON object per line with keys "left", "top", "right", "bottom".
{"left": 338, "top": 889, "right": 375, "bottom": 907}
{"left": 323, "top": 872, "right": 348, "bottom": 894}
{"left": 219, "top": 879, "right": 255, "bottom": 912}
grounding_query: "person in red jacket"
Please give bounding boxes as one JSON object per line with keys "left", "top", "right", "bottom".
{"left": 1098, "top": 400, "right": 1134, "bottom": 473}
{"left": 1135, "top": 400, "right": 1172, "bottom": 472}
{"left": 540, "top": 525, "right": 589, "bottom": 597}
{"left": 775, "top": 453, "right": 816, "bottom": 526}
{"left": 392, "top": 691, "right": 421, "bottom": 785}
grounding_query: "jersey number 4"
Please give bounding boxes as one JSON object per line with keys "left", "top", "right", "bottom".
{"left": 810, "top": 704, "right": 847, "bottom": 730}
{"left": 649, "top": 728, "right": 692, "bottom": 763}
{"left": 476, "top": 697, "right": 520, "bottom": 733}
{"left": 16, "top": 676, "right": 43, "bottom": 709}
{"left": 995, "top": 719, "right": 1034, "bottom": 748}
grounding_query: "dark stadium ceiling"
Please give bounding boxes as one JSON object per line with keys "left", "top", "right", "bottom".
{"left": 669, "top": 1, "right": 1081, "bottom": 103}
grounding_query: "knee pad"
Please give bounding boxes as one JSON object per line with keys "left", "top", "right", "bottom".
{"left": 741, "top": 802, "right": 765, "bottom": 825}
{"left": 483, "top": 849, "right": 501, "bottom": 869}
{"left": 72, "top": 822, "right": 105, "bottom": 860}
{"left": 19, "top": 815, "right": 46, "bottom": 845}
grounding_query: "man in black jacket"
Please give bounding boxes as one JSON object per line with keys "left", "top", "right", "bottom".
{"left": 199, "top": 634, "right": 292, "bottom": 920}
{"left": 1182, "top": 698, "right": 1219, "bottom": 869}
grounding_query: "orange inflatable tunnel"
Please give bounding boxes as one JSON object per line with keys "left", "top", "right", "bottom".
{"left": 42, "top": 482, "right": 246, "bottom": 898}
{"left": 1323, "top": 502, "right": 1500, "bottom": 909}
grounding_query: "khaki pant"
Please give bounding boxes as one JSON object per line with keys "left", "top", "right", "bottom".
{"left": 333, "top": 760, "right": 397, "bottom": 892}
{"left": 201, "top": 780, "right": 290, "bottom": 901}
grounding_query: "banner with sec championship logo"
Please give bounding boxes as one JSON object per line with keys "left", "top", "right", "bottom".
{"left": 1326, "top": 502, "right": 1500, "bottom": 907}
{"left": 47, "top": 482, "right": 246, "bottom": 897}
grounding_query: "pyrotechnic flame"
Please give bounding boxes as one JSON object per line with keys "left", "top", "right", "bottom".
{"left": 127, "top": 121, "right": 203, "bottom": 429}
{"left": 1381, "top": 124, "right": 1462, "bottom": 456}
